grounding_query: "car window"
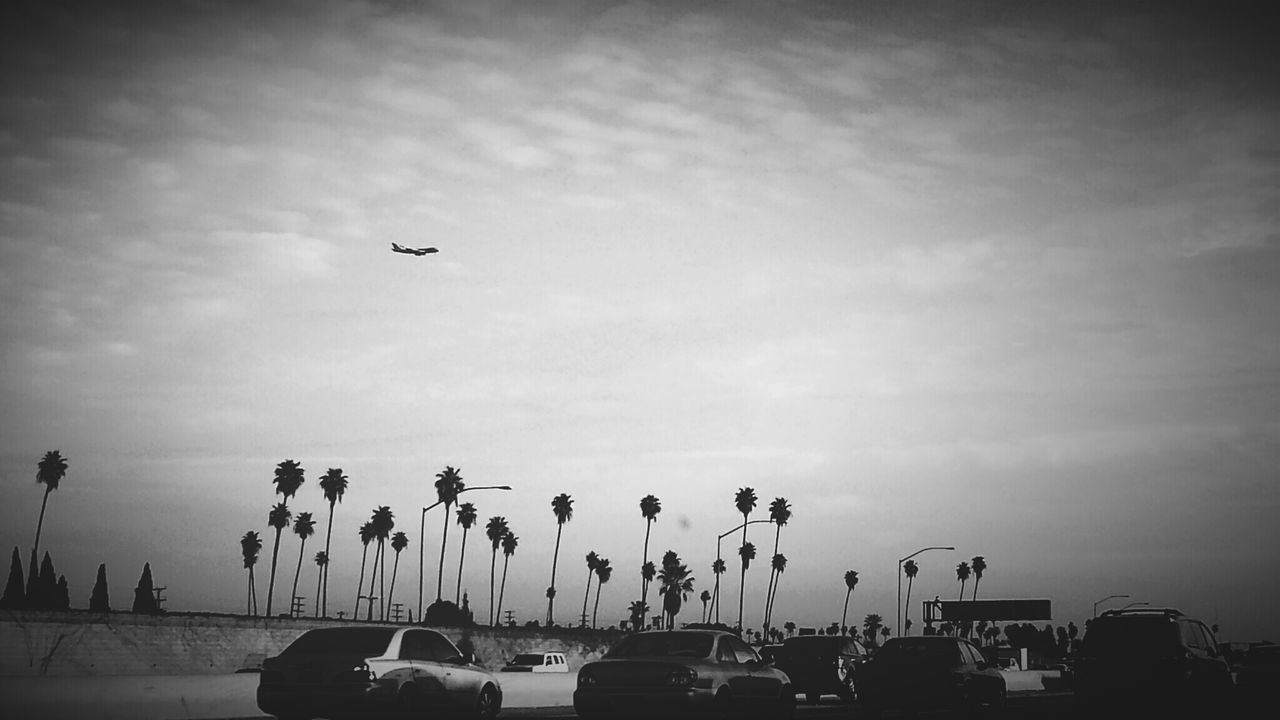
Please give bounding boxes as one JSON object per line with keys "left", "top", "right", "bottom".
{"left": 424, "top": 630, "right": 462, "bottom": 662}
{"left": 961, "top": 642, "right": 984, "bottom": 666}
{"left": 1180, "top": 622, "right": 1204, "bottom": 650}
{"left": 400, "top": 631, "right": 434, "bottom": 661}
{"left": 717, "top": 638, "right": 737, "bottom": 663}
{"left": 281, "top": 628, "right": 397, "bottom": 657}
{"left": 511, "top": 654, "right": 543, "bottom": 665}
{"left": 723, "top": 636, "right": 760, "bottom": 664}
{"left": 607, "top": 632, "right": 715, "bottom": 659}
{"left": 1195, "top": 623, "right": 1217, "bottom": 650}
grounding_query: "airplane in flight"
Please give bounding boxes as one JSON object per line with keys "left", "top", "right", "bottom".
{"left": 391, "top": 242, "right": 439, "bottom": 256}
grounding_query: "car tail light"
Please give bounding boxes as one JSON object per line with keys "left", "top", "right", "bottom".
{"left": 666, "top": 668, "right": 697, "bottom": 688}
{"left": 578, "top": 669, "right": 597, "bottom": 687}
{"left": 336, "top": 662, "right": 375, "bottom": 683}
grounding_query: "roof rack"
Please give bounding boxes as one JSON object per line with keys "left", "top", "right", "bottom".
{"left": 1099, "top": 607, "right": 1183, "bottom": 618}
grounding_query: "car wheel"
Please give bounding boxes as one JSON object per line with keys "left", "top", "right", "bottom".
{"left": 713, "top": 687, "right": 734, "bottom": 720}
{"left": 474, "top": 684, "right": 501, "bottom": 720}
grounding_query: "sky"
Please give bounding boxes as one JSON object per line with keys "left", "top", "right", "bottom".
{"left": 2, "top": 0, "right": 1279, "bottom": 640}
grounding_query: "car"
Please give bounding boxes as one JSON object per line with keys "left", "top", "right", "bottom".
{"left": 501, "top": 651, "right": 569, "bottom": 672}
{"left": 771, "top": 634, "right": 867, "bottom": 703}
{"left": 1074, "top": 607, "right": 1232, "bottom": 711}
{"left": 573, "top": 629, "right": 795, "bottom": 719}
{"left": 857, "top": 636, "right": 1007, "bottom": 718}
{"left": 256, "top": 625, "right": 502, "bottom": 720}
{"left": 1234, "top": 643, "right": 1280, "bottom": 700}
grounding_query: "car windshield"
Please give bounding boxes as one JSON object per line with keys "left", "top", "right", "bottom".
{"left": 875, "top": 639, "right": 958, "bottom": 667}
{"left": 510, "top": 654, "right": 546, "bottom": 665}
{"left": 606, "top": 633, "right": 714, "bottom": 658}
{"left": 1082, "top": 618, "right": 1179, "bottom": 655}
{"left": 281, "top": 628, "right": 397, "bottom": 657}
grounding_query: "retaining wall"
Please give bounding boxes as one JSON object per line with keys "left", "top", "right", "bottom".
{"left": 0, "top": 609, "right": 624, "bottom": 676}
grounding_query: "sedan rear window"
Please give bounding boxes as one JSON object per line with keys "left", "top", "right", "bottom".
{"left": 281, "top": 628, "right": 397, "bottom": 657}
{"left": 606, "top": 633, "right": 714, "bottom": 658}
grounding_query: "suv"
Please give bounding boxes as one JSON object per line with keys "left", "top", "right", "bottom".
{"left": 1074, "top": 607, "right": 1232, "bottom": 709}
{"left": 772, "top": 634, "right": 867, "bottom": 703}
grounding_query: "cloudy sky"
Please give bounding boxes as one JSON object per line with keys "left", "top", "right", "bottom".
{"left": 2, "top": 0, "right": 1278, "bottom": 639}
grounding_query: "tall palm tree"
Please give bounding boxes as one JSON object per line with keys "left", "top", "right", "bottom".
{"left": 657, "top": 550, "right": 695, "bottom": 630}
{"left": 496, "top": 531, "right": 517, "bottom": 625}
{"left": 640, "top": 561, "right": 655, "bottom": 610}
{"left": 956, "top": 561, "right": 971, "bottom": 600}
{"left": 581, "top": 551, "right": 600, "bottom": 628}
{"left": 454, "top": 502, "right": 477, "bottom": 604}
{"left": 289, "top": 512, "right": 316, "bottom": 617}
{"left": 265, "top": 502, "right": 292, "bottom": 617}
{"left": 485, "top": 516, "right": 509, "bottom": 625}
{"left": 733, "top": 487, "right": 757, "bottom": 632}
{"left": 763, "top": 497, "right": 791, "bottom": 632}
{"left": 638, "top": 495, "right": 661, "bottom": 609}
{"left": 970, "top": 556, "right": 987, "bottom": 601}
{"left": 317, "top": 468, "right": 348, "bottom": 618}
{"left": 546, "top": 493, "right": 574, "bottom": 625}
{"left": 387, "top": 531, "right": 409, "bottom": 617}
{"left": 711, "top": 558, "right": 726, "bottom": 624}
{"left": 240, "top": 530, "right": 262, "bottom": 616}
{"left": 863, "top": 613, "right": 884, "bottom": 647}
{"left": 765, "top": 553, "right": 787, "bottom": 632}
{"left": 736, "top": 541, "right": 755, "bottom": 631}
{"left": 313, "top": 551, "right": 327, "bottom": 618}
{"left": 368, "top": 506, "right": 394, "bottom": 620}
{"left": 592, "top": 557, "right": 612, "bottom": 629}
{"left": 902, "top": 560, "right": 919, "bottom": 636}
{"left": 354, "top": 521, "right": 375, "bottom": 618}
{"left": 433, "top": 466, "right": 464, "bottom": 602}
{"left": 266, "top": 459, "right": 305, "bottom": 617}
{"left": 31, "top": 451, "right": 68, "bottom": 592}
{"left": 841, "top": 570, "right": 859, "bottom": 635}
{"left": 700, "top": 589, "right": 711, "bottom": 623}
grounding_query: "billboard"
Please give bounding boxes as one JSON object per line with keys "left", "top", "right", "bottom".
{"left": 924, "top": 599, "right": 1052, "bottom": 623}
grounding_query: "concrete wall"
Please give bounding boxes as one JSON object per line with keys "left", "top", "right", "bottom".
{"left": 0, "top": 609, "right": 624, "bottom": 677}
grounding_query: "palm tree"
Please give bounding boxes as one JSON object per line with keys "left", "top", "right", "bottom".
{"left": 368, "top": 506, "right": 394, "bottom": 620}
{"left": 765, "top": 553, "right": 786, "bottom": 632}
{"left": 289, "top": 512, "right": 316, "bottom": 617}
{"left": 387, "top": 531, "right": 409, "bottom": 616}
{"left": 546, "top": 493, "right": 574, "bottom": 625}
{"left": 881, "top": 626, "right": 891, "bottom": 646}
{"left": 266, "top": 459, "right": 305, "bottom": 617}
{"left": 657, "top": 551, "right": 695, "bottom": 630}
{"left": 592, "top": 557, "right": 612, "bottom": 629}
{"left": 784, "top": 620, "right": 796, "bottom": 637}
{"left": 31, "top": 451, "right": 68, "bottom": 592}
{"left": 638, "top": 495, "right": 661, "bottom": 609}
{"left": 970, "top": 556, "right": 987, "bottom": 601}
{"left": 312, "top": 551, "right": 327, "bottom": 618}
{"left": 496, "top": 532, "right": 517, "bottom": 625}
{"left": 454, "top": 502, "right": 477, "bottom": 605}
{"left": 317, "top": 467, "right": 348, "bottom": 617}
{"left": 240, "top": 530, "right": 262, "bottom": 616}
{"left": 736, "top": 541, "right": 756, "bottom": 630}
{"left": 841, "top": 570, "right": 859, "bottom": 635}
{"left": 433, "top": 466, "right": 464, "bottom": 602}
{"left": 354, "top": 521, "right": 375, "bottom": 618}
{"left": 629, "top": 599, "right": 649, "bottom": 632}
{"left": 903, "top": 559, "right": 919, "bottom": 636}
{"left": 265, "top": 502, "right": 292, "bottom": 617}
{"left": 764, "top": 497, "right": 791, "bottom": 632}
{"left": 641, "top": 561, "right": 656, "bottom": 609}
{"left": 956, "top": 561, "right": 971, "bottom": 601}
{"left": 733, "top": 487, "right": 758, "bottom": 632}
{"left": 700, "top": 589, "right": 711, "bottom": 623}
{"left": 485, "top": 516, "right": 509, "bottom": 625}
{"left": 711, "top": 558, "right": 726, "bottom": 623}
{"left": 581, "top": 551, "right": 600, "bottom": 628}
{"left": 863, "top": 613, "right": 884, "bottom": 647}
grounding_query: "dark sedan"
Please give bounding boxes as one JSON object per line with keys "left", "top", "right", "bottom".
{"left": 256, "top": 626, "right": 502, "bottom": 719}
{"left": 772, "top": 634, "right": 867, "bottom": 703}
{"left": 857, "top": 636, "right": 1006, "bottom": 718}
{"left": 573, "top": 629, "right": 795, "bottom": 719}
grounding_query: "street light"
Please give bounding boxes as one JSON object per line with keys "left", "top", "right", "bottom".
{"left": 710, "top": 519, "right": 773, "bottom": 625}
{"left": 419, "top": 484, "right": 512, "bottom": 622}
{"left": 1092, "top": 594, "right": 1129, "bottom": 618}
{"left": 896, "top": 546, "right": 954, "bottom": 638}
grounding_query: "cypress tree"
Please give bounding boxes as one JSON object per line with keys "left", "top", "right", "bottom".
{"left": 132, "top": 562, "right": 157, "bottom": 614}
{"left": 55, "top": 575, "right": 70, "bottom": 610}
{"left": 0, "top": 547, "right": 23, "bottom": 608}
{"left": 37, "top": 552, "right": 57, "bottom": 610}
{"left": 89, "top": 563, "right": 110, "bottom": 612}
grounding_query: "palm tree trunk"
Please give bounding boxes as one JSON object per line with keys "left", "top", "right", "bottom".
{"left": 580, "top": 568, "right": 593, "bottom": 628}
{"left": 841, "top": 588, "right": 852, "bottom": 634}
{"left": 250, "top": 567, "right": 258, "bottom": 616}
{"left": 31, "top": 488, "right": 51, "bottom": 564}
{"left": 322, "top": 501, "right": 335, "bottom": 617}
{"left": 641, "top": 520, "right": 652, "bottom": 606}
{"left": 592, "top": 580, "right": 603, "bottom": 629}
{"left": 266, "top": 527, "right": 283, "bottom": 617}
{"left": 379, "top": 540, "right": 388, "bottom": 620}
{"left": 959, "top": 580, "right": 966, "bottom": 601}
{"left": 314, "top": 561, "right": 324, "bottom": 618}
{"left": 436, "top": 512, "right": 450, "bottom": 602}
{"left": 497, "top": 554, "right": 510, "bottom": 626}
{"left": 738, "top": 515, "right": 748, "bottom": 632}
{"left": 972, "top": 578, "right": 980, "bottom": 602}
{"left": 547, "top": 524, "right": 563, "bottom": 625}
{"left": 712, "top": 575, "right": 720, "bottom": 624}
{"left": 368, "top": 541, "right": 382, "bottom": 621}
{"left": 489, "top": 548, "right": 498, "bottom": 626}
{"left": 388, "top": 552, "right": 401, "bottom": 618}
{"left": 904, "top": 578, "right": 914, "bottom": 636}
{"left": 764, "top": 526, "right": 781, "bottom": 631}
{"left": 455, "top": 528, "right": 468, "bottom": 605}
{"left": 354, "top": 544, "right": 369, "bottom": 619}
{"left": 247, "top": 570, "right": 253, "bottom": 616}
{"left": 290, "top": 538, "right": 307, "bottom": 618}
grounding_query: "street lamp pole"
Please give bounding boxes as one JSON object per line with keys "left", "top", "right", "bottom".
{"left": 896, "top": 545, "right": 955, "bottom": 638}
{"left": 418, "top": 484, "right": 512, "bottom": 623}
{"left": 711, "top": 519, "right": 772, "bottom": 624}
{"left": 1092, "top": 594, "right": 1129, "bottom": 618}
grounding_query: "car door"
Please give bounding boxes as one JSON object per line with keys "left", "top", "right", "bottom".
{"left": 401, "top": 630, "right": 449, "bottom": 707}
{"left": 424, "top": 629, "right": 477, "bottom": 709}
{"left": 726, "top": 635, "right": 780, "bottom": 699}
